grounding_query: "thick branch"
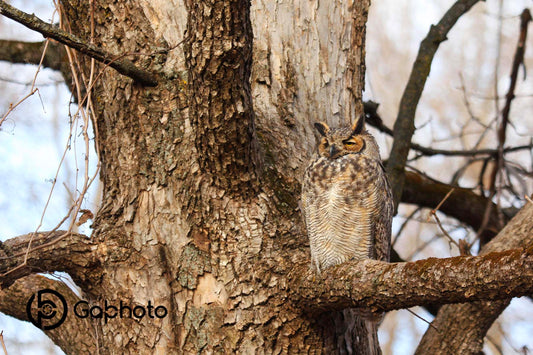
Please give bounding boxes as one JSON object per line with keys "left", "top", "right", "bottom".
{"left": 0, "top": 0, "right": 157, "bottom": 86}
{"left": 386, "top": 0, "right": 484, "bottom": 207}
{"left": 0, "top": 275, "right": 99, "bottom": 354}
{"left": 290, "top": 247, "right": 532, "bottom": 314}
{"left": 0, "top": 39, "right": 64, "bottom": 71}
{"left": 291, "top": 201, "right": 532, "bottom": 321}
{"left": 0, "top": 39, "right": 76, "bottom": 90}
{"left": 0, "top": 231, "right": 99, "bottom": 288}
{"left": 403, "top": 171, "right": 507, "bottom": 239}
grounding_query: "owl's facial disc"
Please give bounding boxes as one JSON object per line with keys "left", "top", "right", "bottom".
{"left": 318, "top": 136, "right": 366, "bottom": 158}
{"left": 318, "top": 137, "right": 330, "bottom": 157}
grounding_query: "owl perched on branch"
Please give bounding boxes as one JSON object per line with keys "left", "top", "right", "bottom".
{"left": 301, "top": 116, "right": 393, "bottom": 273}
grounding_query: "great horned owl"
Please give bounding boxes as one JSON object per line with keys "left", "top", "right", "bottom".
{"left": 301, "top": 115, "right": 393, "bottom": 273}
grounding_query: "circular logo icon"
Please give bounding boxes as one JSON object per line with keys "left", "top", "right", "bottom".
{"left": 26, "top": 289, "right": 68, "bottom": 330}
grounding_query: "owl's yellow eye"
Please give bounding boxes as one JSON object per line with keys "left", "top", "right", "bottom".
{"left": 343, "top": 137, "right": 365, "bottom": 152}
{"left": 343, "top": 140, "right": 358, "bottom": 148}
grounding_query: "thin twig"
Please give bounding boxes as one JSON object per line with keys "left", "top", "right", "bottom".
{"left": 500, "top": 9, "right": 531, "bottom": 142}
{"left": 433, "top": 188, "right": 455, "bottom": 215}
{"left": 406, "top": 309, "right": 439, "bottom": 332}
{"left": 0, "top": 39, "right": 48, "bottom": 127}
{"left": 364, "top": 101, "right": 533, "bottom": 158}
{"left": 0, "top": 0, "right": 157, "bottom": 86}
{"left": 0, "top": 331, "right": 8, "bottom": 355}
{"left": 3, "top": 3, "right": 102, "bottom": 278}
{"left": 17, "top": 37, "right": 66, "bottom": 263}
{"left": 432, "top": 212, "right": 461, "bottom": 249}
{"left": 485, "top": 334, "right": 505, "bottom": 355}
{"left": 426, "top": 187, "right": 461, "bottom": 250}
{"left": 0, "top": 88, "right": 38, "bottom": 127}
{"left": 392, "top": 207, "right": 422, "bottom": 248}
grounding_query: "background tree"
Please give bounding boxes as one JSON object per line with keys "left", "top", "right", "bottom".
{"left": 0, "top": 0, "right": 532, "bottom": 354}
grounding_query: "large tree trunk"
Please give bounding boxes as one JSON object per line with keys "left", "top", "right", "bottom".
{"left": 46, "top": 0, "right": 373, "bottom": 353}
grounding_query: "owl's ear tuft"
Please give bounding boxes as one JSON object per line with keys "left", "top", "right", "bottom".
{"left": 314, "top": 122, "right": 330, "bottom": 136}
{"left": 351, "top": 115, "right": 365, "bottom": 135}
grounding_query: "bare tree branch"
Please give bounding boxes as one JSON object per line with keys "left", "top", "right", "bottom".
{"left": 364, "top": 101, "right": 533, "bottom": 158}
{"left": 477, "top": 9, "right": 532, "bottom": 246}
{"left": 416, "top": 197, "right": 533, "bottom": 355}
{"left": 500, "top": 9, "right": 531, "bottom": 144}
{"left": 0, "top": 39, "right": 77, "bottom": 90}
{"left": 386, "top": 0, "right": 484, "bottom": 208}
{"left": 0, "top": 0, "right": 157, "bottom": 86}
{"left": 0, "top": 231, "right": 99, "bottom": 288}
{"left": 0, "top": 39, "right": 64, "bottom": 71}
{"left": 0, "top": 275, "right": 99, "bottom": 354}
{"left": 291, "top": 247, "right": 532, "bottom": 314}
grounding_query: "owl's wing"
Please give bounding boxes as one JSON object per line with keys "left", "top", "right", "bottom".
{"left": 300, "top": 166, "right": 311, "bottom": 229}
{"left": 371, "top": 162, "right": 393, "bottom": 262}
{"left": 300, "top": 166, "right": 319, "bottom": 271}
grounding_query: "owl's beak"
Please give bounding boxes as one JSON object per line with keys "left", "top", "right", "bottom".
{"left": 329, "top": 145, "right": 340, "bottom": 157}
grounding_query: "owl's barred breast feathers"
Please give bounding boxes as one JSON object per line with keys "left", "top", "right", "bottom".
{"left": 301, "top": 116, "right": 393, "bottom": 274}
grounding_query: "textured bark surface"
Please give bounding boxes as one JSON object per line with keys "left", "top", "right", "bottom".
{"left": 251, "top": 0, "right": 370, "bottom": 182}
{"left": 0, "top": 0, "right": 532, "bottom": 354}
{"left": 291, "top": 245, "right": 533, "bottom": 313}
